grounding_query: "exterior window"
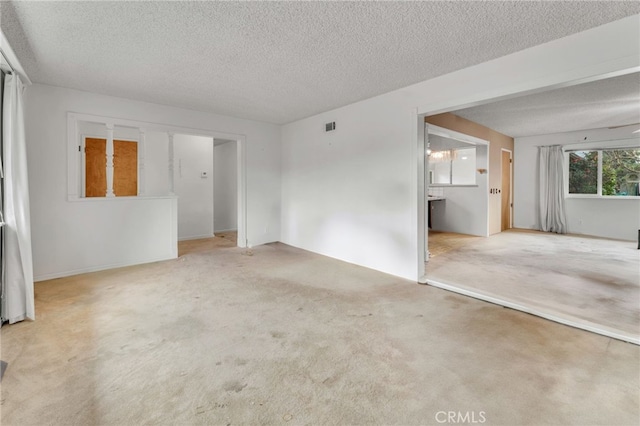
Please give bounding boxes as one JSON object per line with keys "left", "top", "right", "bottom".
{"left": 602, "top": 149, "right": 640, "bottom": 196}
{"left": 568, "top": 151, "right": 598, "bottom": 194}
{"left": 568, "top": 148, "right": 640, "bottom": 196}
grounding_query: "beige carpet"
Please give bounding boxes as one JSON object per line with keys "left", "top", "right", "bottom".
{"left": 1, "top": 236, "right": 639, "bottom": 425}
{"left": 179, "top": 231, "right": 238, "bottom": 256}
{"left": 427, "top": 229, "right": 640, "bottom": 342}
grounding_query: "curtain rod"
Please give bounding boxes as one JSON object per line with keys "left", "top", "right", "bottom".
{"left": 562, "top": 136, "right": 639, "bottom": 147}
{"left": 560, "top": 135, "right": 640, "bottom": 152}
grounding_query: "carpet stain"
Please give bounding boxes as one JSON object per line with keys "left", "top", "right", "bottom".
{"left": 270, "top": 331, "right": 286, "bottom": 339}
{"left": 223, "top": 380, "right": 247, "bottom": 393}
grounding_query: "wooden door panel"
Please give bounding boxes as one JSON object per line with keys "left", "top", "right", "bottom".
{"left": 114, "top": 140, "right": 138, "bottom": 196}
{"left": 85, "top": 138, "right": 137, "bottom": 197}
{"left": 501, "top": 150, "right": 511, "bottom": 231}
{"left": 85, "top": 138, "right": 106, "bottom": 197}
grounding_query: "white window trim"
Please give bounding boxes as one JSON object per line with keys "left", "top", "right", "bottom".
{"left": 426, "top": 124, "right": 488, "bottom": 187}
{"left": 67, "top": 112, "right": 244, "bottom": 201}
{"left": 67, "top": 112, "right": 249, "bottom": 247}
{"left": 563, "top": 138, "right": 640, "bottom": 199}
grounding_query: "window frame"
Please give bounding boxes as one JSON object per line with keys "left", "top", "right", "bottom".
{"left": 564, "top": 139, "right": 640, "bottom": 199}
{"left": 426, "top": 124, "right": 488, "bottom": 188}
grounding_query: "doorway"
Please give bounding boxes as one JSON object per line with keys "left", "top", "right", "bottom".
{"left": 416, "top": 71, "right": 640, "bottom": 343}
{"left": 424, "top": 123, "right": 490, "bottom": 268}
{"left": 173, "top": 134, "right": 215, "bottom": 241}
{"left": 173, "top": 136, "right": 242, "bottom": 244}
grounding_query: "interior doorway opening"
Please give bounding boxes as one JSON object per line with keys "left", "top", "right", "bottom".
{"left": 174, "top": 134, "right": 215, "bottom": 241}
{"left": 172, "top": 133, "right": 246, "bottom": 249}
{"left": 424, "top": 123, "right": 489, "bottom": 261}
{"left": 415, "top": 69, "right": 640, "bottom": 344}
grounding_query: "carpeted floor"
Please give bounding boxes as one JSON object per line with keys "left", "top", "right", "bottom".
{"left": 178, "top": 231, "right": 239, "bottom": 256}
{"left": 427, "top": 229, "right": 640, "bottom": 342}
{"left": 428, "top": 231, "right": 483, "bottom": 258}
{"left": 1, "top": 234, "right": 638, "bottom": 425}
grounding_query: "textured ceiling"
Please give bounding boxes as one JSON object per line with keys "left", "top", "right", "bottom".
{"left": 454, "top": 72, "right": 640, "bottom": 138}
{"left": 1, "top": 1, "right": 639, "bottom": 124}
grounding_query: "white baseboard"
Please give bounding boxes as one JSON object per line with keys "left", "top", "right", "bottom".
{"left": 178, "top": 234, "right": 214, "bottom": 242}
{"left": 214, "top": 228, "right": 238, "bottom": 233}
{"left": 34, "top": 254, "right": 177, "bottom": 282}
{"left": 426, "top": 278, "right": 639, "bottom": 345}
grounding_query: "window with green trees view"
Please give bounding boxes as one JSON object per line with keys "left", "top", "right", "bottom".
{"left": 568, "top": 148, "right": 640, "bottom": 196}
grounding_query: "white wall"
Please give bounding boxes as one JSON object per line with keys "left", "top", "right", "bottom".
{"left": 281, "top": 16, "right": 640, "bottom": 280}
{"left": 282, "top": 94, "right": 417, "bottom": 279}
{"left": 174, "top": 134, "right": 214, "bottom": 240}
{"left": 214, "top": 141, "right": 238, "bottom": 232}
{"left": 144, "top": 131, "right": 169, "bottom": 196}
{"left": 452, "top": 148, "right": 477, "bottom": 185}
{"left": 25, "top": 84, "right": 281, "bottom": 281}
{"left": 431, "top": 145, "right": 489, "bottom": 236}
{"left": 431, "top": 161, "right": 450, "bottom": 184}
{"left": 514, "top": 127, "right": 640, "bottom": 241}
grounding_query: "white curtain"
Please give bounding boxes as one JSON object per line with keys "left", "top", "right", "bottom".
{"left": 539, "top": 145, "right": 567, "bottom": 234}
{"left": 2, "top": 74, "right": 34, "bottom": 323}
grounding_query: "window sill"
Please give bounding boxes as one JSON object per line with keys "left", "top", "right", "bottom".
{"left": 565, "top": 194, "right": 640, "bottom": 200}
{"left": 429, "top": 184, "right": 478, "bottom": 188}
{"left": 67, "top": 195, "right": 178, "bottom": 202}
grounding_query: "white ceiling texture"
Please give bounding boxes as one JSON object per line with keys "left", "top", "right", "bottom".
{"left": 455, "top": 72, "right": 640, "bottom": 138}
{"left": 1, "top": 1, "right": 638, "bottom": 125}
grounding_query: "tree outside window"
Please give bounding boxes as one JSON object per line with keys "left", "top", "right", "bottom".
{"left": 602, "top": 149, "right": 640, "bottom": 196}
{"left": 569, "top": 151, "right": 597, "bottom": 194}
{"left": 568, "top": 148, "right": 640, "bottom": 196}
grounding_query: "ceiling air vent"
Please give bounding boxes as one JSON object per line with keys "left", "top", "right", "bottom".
{"left": 325, "top": 121, "right": 336, "bottom": 132}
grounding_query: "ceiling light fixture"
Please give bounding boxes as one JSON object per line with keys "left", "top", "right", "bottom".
{"left": 429, "top": 150, "right": 458, "bottom": 163}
